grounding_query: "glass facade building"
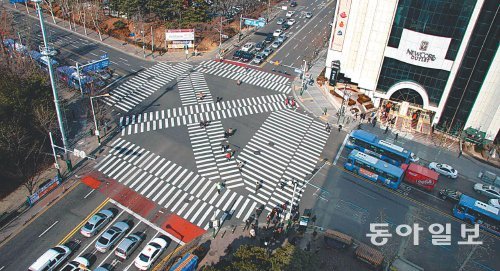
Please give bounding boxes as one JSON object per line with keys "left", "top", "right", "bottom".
{"left": 438, "top": 0, "right": 499, "bottom": 134}
{"left": 377, "top": 0, "right": 476, "bottom": 107}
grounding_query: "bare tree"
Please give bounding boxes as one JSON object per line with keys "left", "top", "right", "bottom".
{"left": 43, "top": 0, "right": 57, "bottom": 23}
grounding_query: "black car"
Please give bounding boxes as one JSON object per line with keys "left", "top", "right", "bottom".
{"left": 290, "top": 1, "right": 297, "bottom": 7}
{"left": 265, "top": 35, "right": 275, "bottom": 43}
{"left": 438, "top": 188, "right": 462, "bottom": 202}
{"left": 255, "top": 41, "right": 265, "bottom": 51}
{"left": 232, "top": 50, "right": 243, "bottom": 60}
{"left": 241, "top": 52, "right": 255, "bottom": 62}
{"left": 281, "top": 23, "right": 290, "bottom": 30}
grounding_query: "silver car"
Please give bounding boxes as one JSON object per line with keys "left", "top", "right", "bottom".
{"left": 115, "top": 234, "right": 142, "bottom": 260}
{"left": 95, "top": 221, "right": 130, "bottom": 253}
{"left": 473, "top": 183, "right": 500, "bottom": 199}
{"left": 80, "top": 209, "right": 114, "bottom": 237}
{"left": 276, "top": 17, "right": 285, "bottom": 25}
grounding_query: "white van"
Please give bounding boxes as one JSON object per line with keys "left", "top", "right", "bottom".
{"left": 29, "top": 245, "right": 71, "bottom": 271}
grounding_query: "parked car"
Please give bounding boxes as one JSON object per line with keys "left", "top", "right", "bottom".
{"left": 134, "top": 237, "right": 170, "bottom": 270}
{"left": 286, "top": 10, "right": 296, "bottom": 17}
{"left": 273, "top": 29, "right": 283, "bottom": 37}
{"left": 95, "top": 221, "right": 130, "bottom": 253}
{"left": 262, "top": 47, "right": 274, "bottom": 57}
{"left": 60, "top": 257, "right": 90, "bottom": 271}
{"left": 265, "top": 34, "right": 275, "bottom": 43}
{"left": 488, "top": 198, "right": 500, "bottom": 208}
{"left": 277, "top": 34, "right": 288, "bottom": 43}
{"left": 115, "top": 234, "right": 142, "bottom": 260}
{"left": 232, "top": 50, "right": 243, "bottom": 60}
{"left": 29, "top": 245, "right": 72, "bottom": 271}
{"left": 281, "top": 23, "right": 291, "bottom": 30}
{"left": 255, "top": 41, "right": 265, "bottom": 51}
{"left": 241, "top": 42, "right": 255, "bottom": 52}
{"left": 305, "top": 12, "right": 313, "bottom": 18}
{"left": 253, "top": 53, "right": 266, "bottom": 64}
{"left": 290, "top": 1, "right": 297, "bottom": 7}
{"left": 80, "top": 209, "right": 114, "bottom": 237}
{"left": 438, "top": 188, "right": 462, "bottom": 202}
{"left": 276, "top": 17, "right": 285, "bottom": 25}
{"left": 271, "top": 41, "right": 282, "bottom": 48}
{"left": 473, "top": 183, "right": 500, "bottom": 199}
{"left": 428, "top": 162, "right": 458, "bottom": 179}
{"left": 240, "top": 52, "right": 255, "bottom": 62}
{"left": 287, "top": 19, "right": 296, "bottom": 25}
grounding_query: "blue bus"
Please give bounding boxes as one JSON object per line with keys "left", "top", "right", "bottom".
{"left": 346, "top": 130, "right": 416, "bottom": 166}
{"left": 344, "top": 149, "right": 404, "bottom": 190}
{"left": 453, "top": 195, "right": 500, "bottom": 236}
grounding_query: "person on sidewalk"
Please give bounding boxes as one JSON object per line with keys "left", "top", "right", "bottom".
{"left": 338, "top": 124, "right": 342, "bottom": 132}
{"left": 384, "top": 126, "right": 389, "bottom": 134}
{"left": 395, "top": 133, "right": 399, "bottom": 141}
{"left": 323, "top": 108, "right": 328, "bottom": 115}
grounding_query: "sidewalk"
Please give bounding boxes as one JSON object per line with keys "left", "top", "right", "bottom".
{"left": 292, "top": 49, "right": 499, "bottom": 181}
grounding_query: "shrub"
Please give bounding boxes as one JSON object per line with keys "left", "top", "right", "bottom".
{"left": 113, "top": 20, "right": 126, "bottom": 29}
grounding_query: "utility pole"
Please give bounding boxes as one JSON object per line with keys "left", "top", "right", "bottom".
{"left": 32, "top": 0, "right": 72, "bottom": 171}
{"left": 151, "top": 26, "right": 154, "bottom": 59}
{"left": 239, "top": 14, "right": 242, "bottom": 42}
{"left": 219, "top": 16, "right": 223, "bottom": 58}
{"left": 75, "top": 62, "right": 84, "bottom": 97}
{"left": 90, "top": 94, "right": 110, "bottom": 145}
{"left": 337, "top": 83, "right": 348, "bottom": 124}
{"left": 300, "top": 60, "right": 307, "bottom": 95}
{"left": 267, "top": 0, "right": 271, "bottom": 23}
{"left": 49, "top": 132, "right": 61, "bottom": 178}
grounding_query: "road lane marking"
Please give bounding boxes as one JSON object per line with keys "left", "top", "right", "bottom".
{"left": 333, "top": 133, "right": 349, "bottom": 165}
{"left": 0, "top": 181, "right": 80, "bottom": 250}
{"left": 58, "top": 198, "right": 110, "bottom": 245}
{"left": 90, "top": 52, "right": 98, "bottom": 56}
{"left": 83, "top": 189, "right": 95, "bottom": 199}
{"left": 38, "top": 221, "right": 59, "bottom": 237}
{"left": 119, "top": 57, "right": 129, "bottom": 62}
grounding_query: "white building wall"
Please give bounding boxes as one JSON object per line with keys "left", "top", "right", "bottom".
{"left": 465, "top": 48, "right": 500, "bottom": 141}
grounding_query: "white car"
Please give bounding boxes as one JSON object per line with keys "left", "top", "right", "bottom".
{"left": 305, "top": 12, "right": 313, "bottom": 18}
{"left": 60, "top": 257, "right": 90, "bottom": 271}
{"left": 488, "top": 198, "right": 500, "bottom": 208}
{"left": 271, "top": 41, "right": 282, "bottom": 48}
{"left": 428, "top": 162, "right": 458, "bottom": 179}
{"left": 276, "top": 17, "right": 285, "bottom": 25}
{"left": 273, "top": 29, "right": 283, "bottom": 37}
{"left": 134, "top": 237, "right": 169, "bottom": 270}
{"left": 473, "top": 183, "right": 500, "bottom": 199}
{"left": 277, "top": 34, "right": 288, "bottom": 43}
{"left": 287, "top": 19, "right": 296, "bottom": 25}
{"left": 241, "top": 42, "right": 255, "bottom": 52}
{"left": 286, "top": 10, "right": 295, "bottom": 17}
{"left": 253, "top": 53, "right": 265, "bottom": 64}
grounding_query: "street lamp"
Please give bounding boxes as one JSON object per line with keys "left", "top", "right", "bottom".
{"left": 32, "top": 0, "right": 72, "bottom": 171}
{"left": 215, "top": 17, "right": 231, "bottom": 59}
{"left": 90, "top": 94, "right": 111, "bottom": 144}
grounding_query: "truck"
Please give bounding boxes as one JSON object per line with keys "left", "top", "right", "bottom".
{"left": 401, "top": 163, "right": 439, "bottom": 191}
{"left": 169, "top": 253, "right": 198, "bottom": 271}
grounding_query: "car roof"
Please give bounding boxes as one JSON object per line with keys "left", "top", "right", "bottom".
{"left": 30, "top": 246, "right": 70, "bottom": 269}
{"left": 118, "top": 234, "right": 140, "bottom": 248}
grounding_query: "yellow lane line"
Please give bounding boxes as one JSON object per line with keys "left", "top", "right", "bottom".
{"left": 58, "top": 198, "right": 110, "bottom": 245}
{"left": 0, "top": 181, "right": 80, "bottom": 250}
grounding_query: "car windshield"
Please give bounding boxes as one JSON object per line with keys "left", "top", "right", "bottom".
{"left": 150, "top": 243, "right": 162, "bottom": 249}
{"left": 139, "top": 253, "right": 151, "bottom": 262}
{"left": 98, "top": 236, "right": 110, "bottom": 245}
{"left": 83, "top": 222, "right": 94, "bottom": 230}
{"left": 52, "top": 247, "right": 66, "bottom": 253}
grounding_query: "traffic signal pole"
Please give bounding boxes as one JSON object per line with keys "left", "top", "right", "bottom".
{"left": 32, "top": 0, "right": 72, "bottom": 171}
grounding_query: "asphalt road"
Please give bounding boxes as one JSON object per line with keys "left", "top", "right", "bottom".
{"left": 9, "top": 8, "right": 153, "bottom": 76}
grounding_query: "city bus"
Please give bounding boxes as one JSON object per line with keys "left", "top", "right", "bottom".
{"left": 346, "top": 130, "right": 417, "bottom": 166}
{"left": 344, "top": 149, "right": 404, "bottom": 190}
{"left": 453, "top": 194, "right": 500, "bottom": 236}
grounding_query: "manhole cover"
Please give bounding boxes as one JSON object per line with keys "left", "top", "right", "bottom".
{"left": 268, "top": 142, "right": 274, "bottom": 146}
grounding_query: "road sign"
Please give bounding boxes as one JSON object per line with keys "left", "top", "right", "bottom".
{"left": 82, "top": 57, "right": 109, "bottom": 73}
{"left": 73, "top": 149, "right": 86, "bottom": 158}
{"left": 244, "top": 18, "right": 266, "bottom": 28}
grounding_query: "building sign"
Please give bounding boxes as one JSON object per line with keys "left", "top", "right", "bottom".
{"left": 165, "top": 29, "right": 195, "bottom": 41}
{"left": 330, "top": 0, "right": 352, "bottom": 52}
{"left": 27, "top": 176, "right": 61, "bottom": 206}
{"left": 386, "top": 29, "right": 452, "bottom": 70}
{"left": 169, "top": 40, "right": 194, "bottom": 49}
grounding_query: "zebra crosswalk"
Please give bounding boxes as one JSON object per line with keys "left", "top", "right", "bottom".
{"left": 95, "top": 138, "right": 259, "bottom": 229}
{"left": 197, "top": 60, "right": 291, "bottom": 94}
{"left": 119, "top": 94, "right": 289, "bottom": 136}
{"left": 104, "top": 62, "right": 192, "bottom": 112}
{"left": 178, "top": 71, "right": 213, "bottom": 105}
{"left": 188, "top": 121, "right": 244, "bottom": 189}
{"left": 237, "top": 109, "right": 330, "bottom": 210}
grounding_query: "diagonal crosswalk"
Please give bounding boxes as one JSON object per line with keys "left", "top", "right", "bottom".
{"left": 119, "top": 94, "right": 290, "bottom": 136}
{"left": 95, "top": 138, "right": 259, "bottom": 229}
{"left": 237, "top": 109, "right": 330, "bottom": 210}
{"left": 104, "top": 62, "right": 192, "bottom": 112}
{"left": 197, "top": 60, "right": 291, "bottom": 94}
{"left": 178, "top": 71, "right": 213, "bottom": 106}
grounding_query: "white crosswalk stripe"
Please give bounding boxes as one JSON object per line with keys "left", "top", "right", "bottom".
{"left": 178, "top": 71, "right": 213, "bottom": 106}
{"left": 105, "top": 62, "right": 192, "bottom": 112}
{"left": 120, "top": 94, "right": 289, "bottom": 136}
{"left": 237, "top": 109, "right": 330, "bottom": 210}
{"left": 96, "top": 138, "right": 258, "bottom": 229}
{"left": 197, "top": 60, "right": 291, "bottom": 94}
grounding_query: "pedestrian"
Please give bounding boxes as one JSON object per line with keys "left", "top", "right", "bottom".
{"left": 226, "top": 152, "right": 231, "bottom": 161}
{"left": 255, "top": 181, "right": 260, "bottom": 192}
{"left": 368, "top": 117, "right": 372, "bottom": 124}
{"left": 237, "top": 161, "right": 244, "bottom": 171}
{"left": 355, "top": 113, "right": 359, "bottom": 119}
{"left": 395, "top": 133, "right": 399, "bottom": 141}
{"left": 249, "top": 227, "right": 256, "bottom": 239}
{"left": 285, "top": 98, "right": 289, "bottom": 105}
{"left": 325, "top": 123, "right": 330, "bottom": 132}
{"left": 384, "top": 126, "right": 389, "bottom": 134}
{"left": 224, "top": 131, "right": 228, "bottom": 138}
{"left": 216, "top": 182, "right": 223, "bottom": 194}
{"left": 231, "top": 150, "right": 236, "bottom": 157}
{"left": 323, "top": 107, "right": 328, "bottom": 115}
{"left": 372, "top": 118, "right": 377, "bottom": 127}
{"left": 244, "top": 218, "right": 251, "bottom": 231}
{"left": 338, "top": 124, "right": 342, "bottom": 132}
{"left": 220, "top": 143, "right": 225, "bottom": 151}
{"left": 291, "top": 99, "right": 296, "bottom": 107}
